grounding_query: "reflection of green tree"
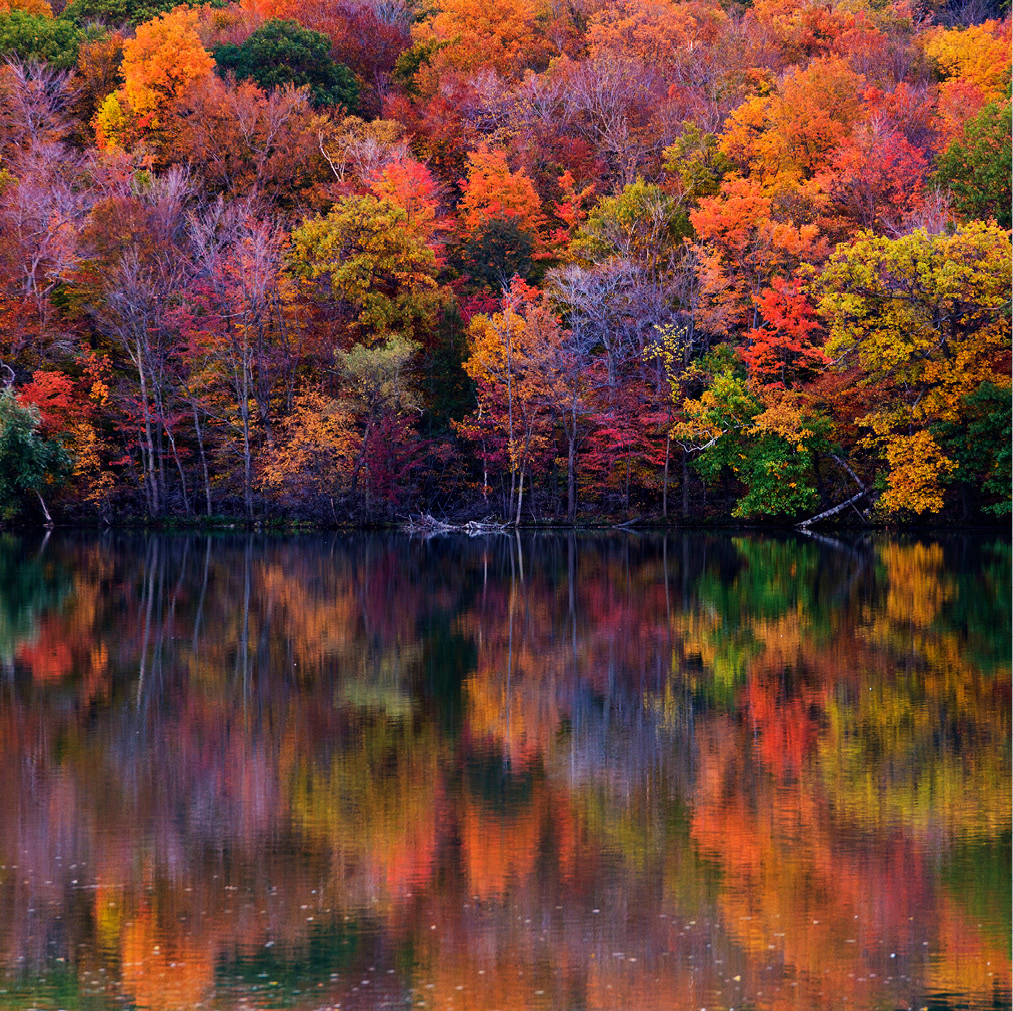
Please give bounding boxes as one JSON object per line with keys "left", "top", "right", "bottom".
{"left": 0, "top": 536, "right": 72, "bottom": 665}
{"left": 682, "top": 537, "right": 837, "bottom": 708}
{"left": 705, "top": 537, "right": 826, "bottom": 624}
{"left": 569, "top": 778, "right": 721, "bottom": 917}
{"left": 0, "top": 966, "right": 80, "bottom": 1010}
{"left": 936, "top": 540, "right": 1011, "bottom": 676}
{"left": 942, "top": 834, "right": 1012, "bottom": 957}
{"left": 288, "top": 711, "right": 447, "bottom": 898}
{"left": 214, "top": 919, "right": 368, "bottom": 992}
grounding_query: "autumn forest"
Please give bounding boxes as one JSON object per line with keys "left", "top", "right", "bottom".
{"left": 0, "top": 0, "right": 1009, "bottom": 525}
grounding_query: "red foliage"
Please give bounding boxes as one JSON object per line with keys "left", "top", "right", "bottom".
{"left": 740, "top": 278, "right": 829, "bottom": 386}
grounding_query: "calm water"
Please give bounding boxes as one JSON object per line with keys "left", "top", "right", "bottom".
{"left": 0, "top": 531, "right": 1009, "bottom": 1011}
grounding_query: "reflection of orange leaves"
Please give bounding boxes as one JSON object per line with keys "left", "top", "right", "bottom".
{"left": 878, "top": 542, "right": 951, "bottom": 629}
{"left": 120, "top": 907, "right": 215, "bottom": 1011}
{"left": 17, "top": 629, "right": 73, "bottom": 682}
{"left": 460, "top": 791, "right": 540, "bottom": 899}
{"left": 927, "top": 894, "right": 1012, "bottom": 999}
{"left": 459, "top": 780, "right": 575, "bottom": 899}
{"left": 745, "top": 673, "right": 820, "bottom": 775}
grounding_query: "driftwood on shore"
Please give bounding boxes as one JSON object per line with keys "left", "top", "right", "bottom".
{"left": 404, "top": 514, "right": 509, "bottom": 537}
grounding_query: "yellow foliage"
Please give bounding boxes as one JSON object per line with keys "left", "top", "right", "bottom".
{"left": 260, "top": 390, "right": 359, "bottom": 499}
{"left": 879, "top": 430, "right": 958, "bottom": 515}
{"left": 922, "top": 20, "right": 1012, "bottom": 101}
{"left": 93, "top": 91, "right": 129, "bottom": 149}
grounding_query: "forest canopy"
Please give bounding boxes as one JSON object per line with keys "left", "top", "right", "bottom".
{"left": 0, "top": 0, "right": 1009, "bottom": 524}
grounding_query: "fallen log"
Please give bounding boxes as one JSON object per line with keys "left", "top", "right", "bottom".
{"left": 797, "top": 489, "right": 868, "bottom": 529}
{"left": 405, "top": 513, "right": 508, "bottom": 537}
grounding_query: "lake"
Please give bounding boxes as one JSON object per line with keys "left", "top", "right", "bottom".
{"left": 0, "top": 531, "right": 1009, "bottom": 1011}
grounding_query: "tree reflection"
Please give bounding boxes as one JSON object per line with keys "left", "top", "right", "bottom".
{"left": 0, "top": 532, "right": 1008, "bottom": 1011}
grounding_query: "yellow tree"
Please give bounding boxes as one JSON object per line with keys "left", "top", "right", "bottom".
{"left": 815, "top": 222, "right": 1011, "bottom": 515}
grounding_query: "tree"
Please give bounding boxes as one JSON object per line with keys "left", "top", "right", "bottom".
{"left": 671, "top": 351, "right": 827, "bottom": 519}
{"left": 935, "top": 98, "right": 1012, "bottom": 228}
{"left": 94, "top": 5, "right": 213, "bottom": 145}
{"left": 261, "top": 389, "right": 358, "bottom": 517}
{"left": 368, "top": 156, "right": 446, "bottom": 247}
{"left": 336, "top": 335, "right": 423, "bottom": 506}
{"left": 690, "top": 175, "right": 824, "bottom": 328}
{"left": 922, "top": 20, "right": 1011, "bottom": 103}
{"left": 0, "top": 386, "right": 72, "bottom": 523}
{"left": 62, "top": 0, "right": 198, "bottom": 26}
{"left": 213, "top": 20, "right": 358, "bottom": 111}
{"left": 815, "top": 222, "right": 1012, "bottom": 516}
{"left": 460, "top": 280, "right": 562, "bottom": 522}
{"left": 458, "top": 146, "right": 543, "bottom": 241}
{"left": 823, "top": 118, "right": 928, "bottom": 231}
{"left": 719, "top": 56, "right": 866, "bottom": 187}
{"left": 289, "top": 193, "right": 440, "bottom": 341}
{"left": 411, "top": 0, "right": 541, "bottom": 81}
{"left": 740, "top": 278, "right": 828, "bottom": 386}
{"left": 571, "top": 176, "right": 688, "bottom": 282}
{"left": 462, "top": 217, "right": 535, "bottom": 290}
{"left": 0, "top": 10, "right": 81, "bottom": 68}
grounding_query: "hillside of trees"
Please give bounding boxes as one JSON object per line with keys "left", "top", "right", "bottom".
{"left": 0, "top": 0, "right": 1009, "bottom": 525}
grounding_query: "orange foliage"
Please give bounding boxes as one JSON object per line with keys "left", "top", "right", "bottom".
{"left": 95, "top": 6, "right": 214, "bottom": 144}
{"left": 412, "top": 0, "right": 543, "bottom": 80}
{"left": 459, "top": 146, "right": 543, "bottom": 239}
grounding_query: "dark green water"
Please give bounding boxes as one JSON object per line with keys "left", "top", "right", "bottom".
{"left": 0, "top": 531, "right": 1009, "bottom": 1011}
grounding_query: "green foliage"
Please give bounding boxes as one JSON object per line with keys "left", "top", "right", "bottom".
{"left": 0, "top": 11, "right": 82, "bottom": 68}
{"left": 0, "top": 534, "right": 72, "bottom": 663}
{"left": 391, "top": 38, "right": 447, "bottom": 95}
{"left": 678, "top": 352, "right": 826, "bottom": 519}
{"left": 662, "top": 122, "right": 732, "bottom": 204}
{"left": 935, "top": 98, "right": 1012, "bottom": 228}
{"left": 461, "top": 217, "right": 535, "bottom": 289}
{"left": 939, "top": 382, "right": 1012, "bottom": 516}
{"left": 0, "top": 389, "right": 72, "bottom": 523}
{"left": 62, "top": 0, "right": 209, "bottom": 27}
{"left": 571, "top": 176, "right": 688, "bottom": 271}
{"left": 213, "top": 19, "right": 358, "bottom": 110}
{"left": 336, "top": 335, "right": 422, "bottom": 417}
{"left": 289, "top": 193, "right": 439, "bottom": 339}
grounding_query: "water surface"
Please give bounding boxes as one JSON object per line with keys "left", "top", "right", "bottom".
{"left": 0, "top": 531, "right": 1009, "bottom": 1011}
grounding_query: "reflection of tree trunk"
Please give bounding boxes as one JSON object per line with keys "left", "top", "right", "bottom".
{"left": 241, "top": 538, "right": 251, "bottom": 712}
{"left": 136, "top": 538, "right": 157, "bottom": 707}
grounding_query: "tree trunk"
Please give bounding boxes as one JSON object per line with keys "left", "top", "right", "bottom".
{"left": 567, "top": 429, "right": 577, "bottom": 524}
{"left": 35, "top": 490, "right": 53, "bottom": 528}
